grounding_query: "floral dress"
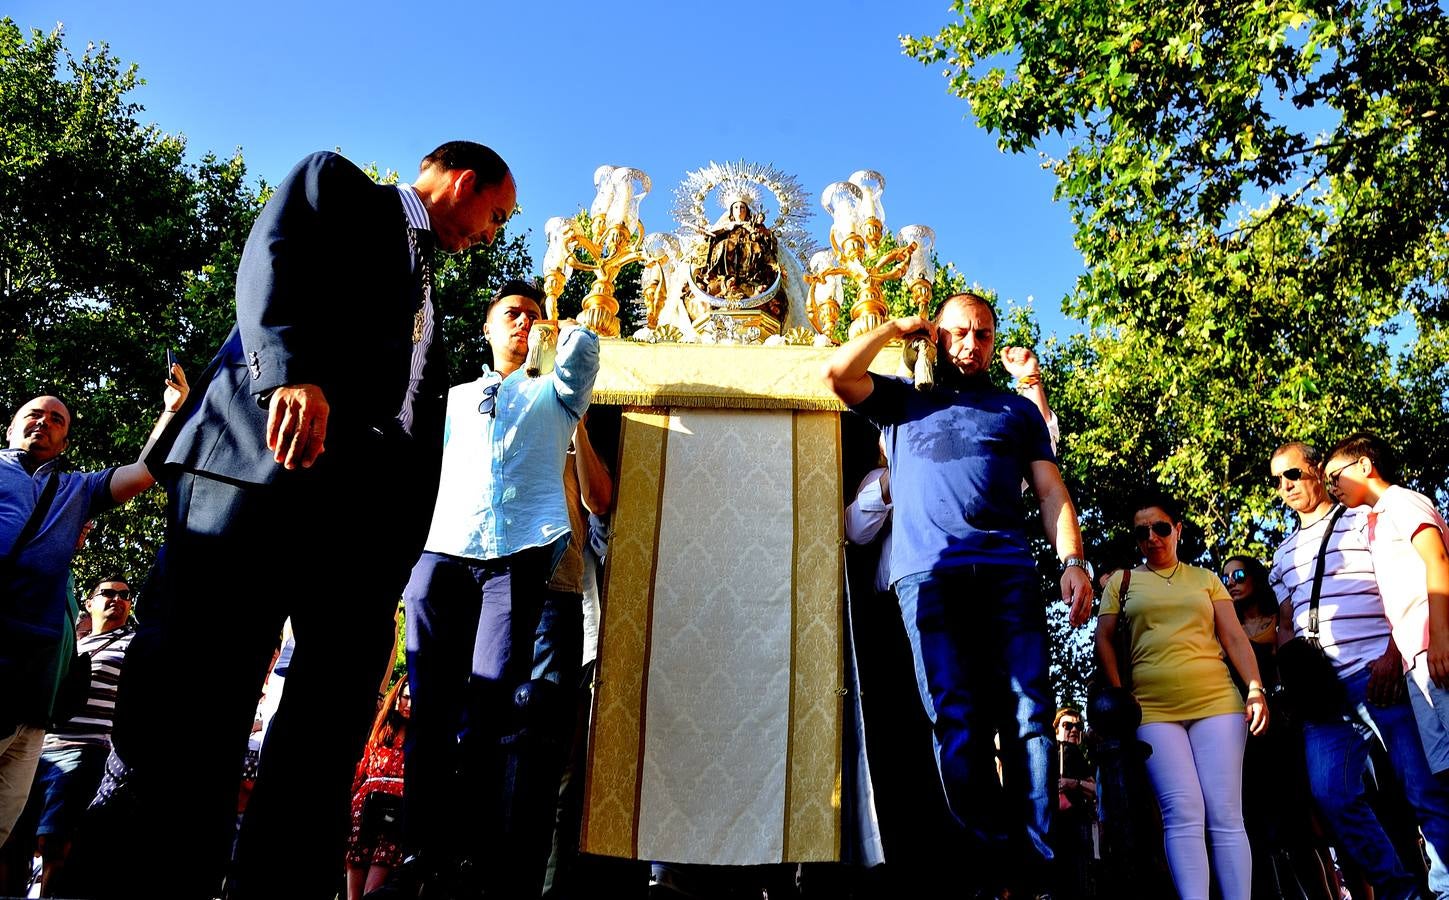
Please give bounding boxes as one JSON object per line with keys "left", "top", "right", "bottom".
{"left": 344, "top": 740, "right": 406, "bottom": 867}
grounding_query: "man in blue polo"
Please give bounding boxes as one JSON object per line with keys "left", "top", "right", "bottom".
{"left": 0, "top": 374, "right": 184, "bottom": 847}
{"left": 823, "top": 291, "right": 1093, "bottom": 899}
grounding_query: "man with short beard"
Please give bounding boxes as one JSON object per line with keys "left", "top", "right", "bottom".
{"left": 79, "top": 141, "right": 518, "bottom": 900}
{"left": 1269, "top": 441, "right": 1449, "bottom": 899}
{"left": 824, "top": 291, "right": 1093, "bottom": 899}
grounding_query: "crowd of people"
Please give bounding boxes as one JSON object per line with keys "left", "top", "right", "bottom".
{"left": 1, "top": 138, "right": 1448, "bottom": 900}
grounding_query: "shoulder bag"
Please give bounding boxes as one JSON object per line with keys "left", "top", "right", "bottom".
{"left": 1276, "top": 504, "right": 1350, "bottom": 721}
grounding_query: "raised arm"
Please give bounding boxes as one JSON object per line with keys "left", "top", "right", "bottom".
{"left": 111, "top": 363, "right": 189, "bottom": 504}
{"left": 999, "top": 347, "right": 1055, "bottom": 446}
{"left": 552, "top": 324, "right": 601, "bottom": 419}
{"left": 822, "top": 316, "right": 935, "bottom": 406}
{"left": 573, "top": 414, "right": 613, "bottom": 516}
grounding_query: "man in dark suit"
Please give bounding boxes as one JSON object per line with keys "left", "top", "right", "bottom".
{"left": 73, "top": 142, "right": 516, "bottom": 900}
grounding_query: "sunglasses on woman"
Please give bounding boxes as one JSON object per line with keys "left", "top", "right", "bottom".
{"left": 1220, "top": 569, "right": 1249, "bottom": 586}
{"left": 1132, "top": 522, "right": 1174, "bottom": 542}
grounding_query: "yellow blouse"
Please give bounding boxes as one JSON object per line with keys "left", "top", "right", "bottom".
{"left": 1101, "top": 564, "right": 1244, "bottom": 725}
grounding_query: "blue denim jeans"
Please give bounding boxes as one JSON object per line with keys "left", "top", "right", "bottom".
{"left": 895, "top": 564, "right": 1054, "bottom": 893}
{"left": 1303, "top": 666, "right": 1449, "bottom": 900}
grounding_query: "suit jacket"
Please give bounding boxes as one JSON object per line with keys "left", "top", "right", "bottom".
{"left": 152, "top": 152, "right": 447, "bottom": 487}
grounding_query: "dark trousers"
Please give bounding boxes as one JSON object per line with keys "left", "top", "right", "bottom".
{"left": 402, "top": 548, "right": 582, "bottom": 897}
{"left": 894, "top": 564, "right": 1057, "bottom": 896}
{"left": 72, "top": 453, "right": 433, "bottom": 900}
{"left": 843, "top": 543, "right": 961, "bottom": 895}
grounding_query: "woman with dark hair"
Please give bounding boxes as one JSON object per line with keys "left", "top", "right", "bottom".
{"left": 1095, "top": 494, "right": 1269, "bottom": 900}
{"left": 1223, "top": 555, "right": 1277, "bottom": 658}
{"left": 1223, "top": 554, "right": 1343, "bottom": 900}
{"left": 345, "top": 675, "right": 410, "bottom": 900}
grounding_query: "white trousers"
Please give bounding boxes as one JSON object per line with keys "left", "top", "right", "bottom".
{"left": 1139, "top": 712, "right": 1250, "bottom": 900}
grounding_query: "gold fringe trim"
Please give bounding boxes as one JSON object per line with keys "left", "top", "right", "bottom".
{"left": 591, "top": 390, "right": 847, "bottom": 411}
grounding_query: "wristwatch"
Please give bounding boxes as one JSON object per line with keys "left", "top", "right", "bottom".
{"left": 1062, "top": 557, "right": 1093, "bottom": 579}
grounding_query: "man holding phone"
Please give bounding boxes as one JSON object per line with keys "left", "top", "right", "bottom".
{"left": 823, "top": 291, "right": 1093, "bottom": 900}
{"left": 0, "top": 371, "right": 185, "bottom": 848}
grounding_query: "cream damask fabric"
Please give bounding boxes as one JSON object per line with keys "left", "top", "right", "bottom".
{"left": 589, "top": 342, "right": 902, "bottom": 411}
{"left": 582, "top": 407, "right": 844, "bottom": 864}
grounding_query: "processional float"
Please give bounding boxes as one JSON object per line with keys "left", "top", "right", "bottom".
{"left": 543, "top": 162, "right": 934, "bottom": 866}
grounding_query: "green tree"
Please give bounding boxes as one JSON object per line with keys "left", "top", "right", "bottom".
{"left": 1, "top": 19, "right": 260, "bottom": 587}
{"left": 904, "top": 0, "right": 1449, "bottom": 551}
{"left": 1, "top": 20, "right": 536, "bottom": 593}
{"left": 905, "top": 0, "right": 1449, "bottom": 702}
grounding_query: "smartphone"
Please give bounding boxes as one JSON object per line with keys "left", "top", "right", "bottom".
{"left": 165, "top": 348, "right": 178, "bottom": 375}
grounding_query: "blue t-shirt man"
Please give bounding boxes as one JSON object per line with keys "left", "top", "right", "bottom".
{"left": 0, "top": 450, "right": 116, "bottom": 725}
{"left": 824, "top": 293, "right": 1093, "bottom": 898}
{"left": 0, "top": 385, "right": 184, "bottom": 846}
{"left": 853, "top": 371, "right": 1056, "bottom": 584}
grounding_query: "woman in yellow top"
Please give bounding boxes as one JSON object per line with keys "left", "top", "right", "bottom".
{"left": 1095, "top": 493, "right": 1269, "bottom": 900}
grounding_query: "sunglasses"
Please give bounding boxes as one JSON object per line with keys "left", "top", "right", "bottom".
{"left": 1221, "top": 569, "right": 1249, "bottom": 586}
{"left": 1060, "top": 721, "right": 1082, "bottom": 732}
{"left": 1132, "top": 522, "right": 1174, "bottom": 542}
{"left": 477, "top": 381, "right": 501, "bottom": 418}
{"left": 1325, "top": 459, "right": 1358, "bottom": 487}
{"left": 1269, "top": 467, "right": 1305, "bottom": 488}
{"left": 93, "top": 588, "right": 132, "bottom": 601}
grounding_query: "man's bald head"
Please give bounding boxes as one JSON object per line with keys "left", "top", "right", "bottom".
{"left": 8, "top": 396, "right": 71, "bottom": 462}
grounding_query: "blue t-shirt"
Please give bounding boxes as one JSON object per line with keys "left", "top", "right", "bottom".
{"left": 849, "top": 373, "right": 1056, "bottom": 584}
{"left": 1, "top": 450, "right": 117, "bottom": 721}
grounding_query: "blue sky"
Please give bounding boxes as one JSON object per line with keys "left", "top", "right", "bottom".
{"left": 12, "top": 0, "right": 1087, "bottom": 339}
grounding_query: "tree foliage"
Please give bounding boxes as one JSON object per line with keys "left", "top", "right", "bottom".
{"left": 1, "top": 19, "right": 260, "bottom": 588}
{"left": 904, "top": 0, "right": 1449, "bottom": 554}
{"left": 1, "top": 20, "right": 534, "bottom": 593}
{"left": 905, "top": 0, "right": 1449, "bottom": 702}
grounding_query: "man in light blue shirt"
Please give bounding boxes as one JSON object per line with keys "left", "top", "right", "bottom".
{"left": 390, "top": 279, "right": 599, "bottom": 899}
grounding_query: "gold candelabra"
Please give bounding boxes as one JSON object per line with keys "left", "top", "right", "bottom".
{"left": 541, "top": 166, "right": 656, "bottom": 338}
{"left": 806, "top": 172, "right": 932, "bottom": 341}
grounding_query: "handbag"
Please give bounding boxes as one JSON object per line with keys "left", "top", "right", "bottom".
{"left": 359, "top": 790, "right": 404, "bottom": 832}
{"left": 1276, "top": 504, "right": 1349, "bottom": 722}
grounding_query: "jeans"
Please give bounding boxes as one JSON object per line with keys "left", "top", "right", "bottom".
{"left": 1303, "top": 666, "right": 1449, "bottom": 900}
{"left": 895, "top": 564, "right": 1055, "bottom": 894}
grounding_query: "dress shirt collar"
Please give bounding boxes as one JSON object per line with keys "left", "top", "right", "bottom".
{"left": 396, "top": 184, "right": 433, "bottom": 233}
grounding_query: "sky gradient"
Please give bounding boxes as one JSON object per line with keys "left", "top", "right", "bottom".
{"left": 12, "top": 0, "right": 1088, "bottom": 338}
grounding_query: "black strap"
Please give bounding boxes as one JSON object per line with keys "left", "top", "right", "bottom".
{"left": 1113, "top": 569, "right": 1134, "bottom": 686}
{"left": 1306, "top": 503, "right": 1349, "bottom": 644}
{"left": 81, "top": 628, "right": 128, "bottom": 660}
{"left": 3, "top": 468, "right": 60, "bottom": 569}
